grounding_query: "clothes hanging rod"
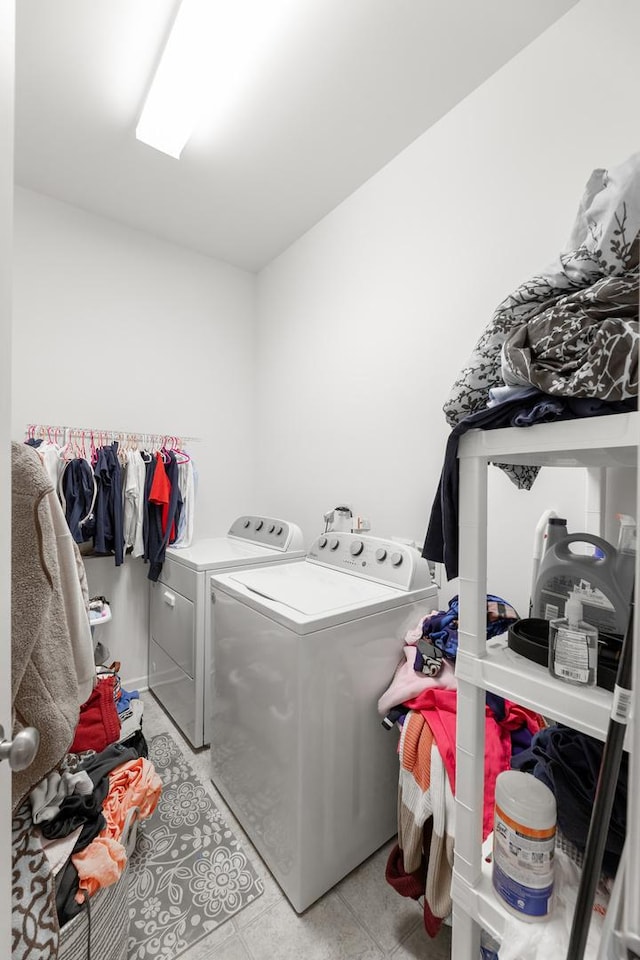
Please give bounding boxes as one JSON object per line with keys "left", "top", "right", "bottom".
{"left": 25, "top": 423, "right": 202, "bottom": 443}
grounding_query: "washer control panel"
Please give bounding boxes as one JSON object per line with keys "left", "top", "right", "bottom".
{"left": 228, "top": 516, "right": 304, "bottom": 552}
{"left": 308, "top": 533, "right": 432, "bottom": 590}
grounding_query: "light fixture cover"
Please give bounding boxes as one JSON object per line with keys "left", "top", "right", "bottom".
{"left": 136, "top": 0, "right": 293, "bottom": 159}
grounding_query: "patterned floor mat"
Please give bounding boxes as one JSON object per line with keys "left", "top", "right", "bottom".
{"left": 127, "top": 733, "right": 264, "bottom": 959}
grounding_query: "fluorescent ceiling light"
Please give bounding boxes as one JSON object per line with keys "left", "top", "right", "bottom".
{"left": 136, "top": 0, "right": 292, "bottom": 159}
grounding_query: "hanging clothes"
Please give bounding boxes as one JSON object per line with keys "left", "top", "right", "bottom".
{"left": 173, "top": 456, "right": 195, "bottom": 548}
{"left": 142, "top": 451, "right": 158, "bottom": 563}
{"left": 93, "top": 442, "right": 124, "bottom": 566}
{"left": 123, "top": 449, "right": 147, "bottom": 557}
{"left": 149, "top": 451, "right": 173, "bottom": 540}
{"left": 24, "top": 429, "right": 197, "bottom": 566}
{"left": 59, "top": 457, "right": 97, "bottom": 544}
{"left": 146, "top": 450, "right": 183, "bottom": 581}
{"left": 35, "top": 440, "right": 64, "bottom": 489}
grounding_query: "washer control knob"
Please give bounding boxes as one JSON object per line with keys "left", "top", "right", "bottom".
{"left": 268, "top": 524, "right": 275, "bottom": 533}
{"left": 329, "top": 538, "right": 340, "bottom": 550}
{"left": 318, "top": 537, "right": 328, "bottom": 549}
{"left": 255, "top": 520, "right": 264, "bottom": 530}
{"left": 243, "top": 519, "right": 251, "bottom": 528}
{"left": 375, "top": 548, "right": 387, "bottom": 562}
{"left": 350, "top": 540, "right": 364, "bottom": 557}
{"left": 390, "top": 552, "right": 403, "bottom": 567}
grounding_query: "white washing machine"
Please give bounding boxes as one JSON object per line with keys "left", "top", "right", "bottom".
{"left": 148, "top": 515, "right": 304, "bottom": 748}
{"left": 209, "top": 531, "right": 438, "bottom": 912}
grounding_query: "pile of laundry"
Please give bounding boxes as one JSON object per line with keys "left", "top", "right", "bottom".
{"left": 379, "top": 595, "right": 545, "bottom": 938}
{"left": 12, "top": 664, "right": 160, "bottom": 959}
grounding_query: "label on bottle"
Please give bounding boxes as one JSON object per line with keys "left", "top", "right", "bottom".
{"left": 553, "top": 626, "right": 589, "bottom": 684}
{"left": 493, "top": 804, "right": 555, "bottom": 918}
{"left": 611, "top": 685, "right": 633, "bottom": 723}
{"left": 538, "top": 575, "right": 617, "bottom": 634}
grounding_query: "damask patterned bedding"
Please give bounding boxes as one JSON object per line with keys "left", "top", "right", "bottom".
{"left": 501, "top": 265, "right": 638, "bottom": 401}
{"left": 443, "top": 152, "right": 640, "bottom": 489}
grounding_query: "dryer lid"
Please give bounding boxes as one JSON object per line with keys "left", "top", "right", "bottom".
{"left": 166, "top": 537, "right": 284, "bottom": 572}
{"left": 226, "top": 561, "right": 401, "bottom": 616}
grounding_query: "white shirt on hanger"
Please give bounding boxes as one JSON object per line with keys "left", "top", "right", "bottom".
{"left": 174, "top": 457, "right": 195, "bottom": 548}
{"left": 123, "top": 450, "right": 147, "bottom": 557}
{"left": 37, "top": 441, "right": 64, "bottom": 490}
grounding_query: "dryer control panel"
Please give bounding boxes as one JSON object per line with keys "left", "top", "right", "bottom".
{"left": 307, "top": 533, "right": 433, "bottom": 591}
{"left": 228, "top": 515, "right": 304, "bottom": 552}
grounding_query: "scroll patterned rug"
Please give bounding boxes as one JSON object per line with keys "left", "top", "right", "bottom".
{"left": 128, "top": 733, "right": 264, "bottom": 959}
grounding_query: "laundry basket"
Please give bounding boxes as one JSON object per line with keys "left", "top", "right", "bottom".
{"left": 58, "top": 807, "right": 139, "bottom": 960}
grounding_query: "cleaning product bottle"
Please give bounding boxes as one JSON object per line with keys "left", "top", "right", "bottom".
{"left": 492, "top": 770, "right": 556, "bottom": 921}
{"left": 615, "top": 513, "right": 636, "bottom": 606}
{"left": 529, "top": 510, "right": 559, "bottom": 616}
{"left": 532, "top": 533, "right": 629, "bottom": 635}
{"left": 544, "top": 516, "right": 568, "bottom": 553}
{"left": 548, "top": 592, "right": 598, "bottom": 686}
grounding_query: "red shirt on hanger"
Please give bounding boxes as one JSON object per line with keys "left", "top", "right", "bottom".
{"left": 148, "top": 452, "right": 175, "bottom": 540}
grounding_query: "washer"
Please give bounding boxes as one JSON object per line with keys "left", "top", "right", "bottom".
{"left": 148, "top": 515, "right": 304, "bottom": 748}
{"left": 209, "top": 531, "right": 438, "bottom": 912}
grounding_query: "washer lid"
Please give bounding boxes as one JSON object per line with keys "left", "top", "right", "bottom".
{"left": 231, "top": 562, "right": 400, "bottom": 614}
{"left": 212, "top": 560, "right": 437, "bottom": 632}
{"left": 166, "top": 537, "right": 294, "bottom": 572}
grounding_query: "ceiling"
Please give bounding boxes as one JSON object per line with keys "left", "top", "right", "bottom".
{"left": 14, "top": 0, "right": 578, "bottom": 272}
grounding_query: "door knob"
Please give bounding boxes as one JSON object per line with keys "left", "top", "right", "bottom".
{"left": 0, "top": 723, "right": 40, "bottom": 771}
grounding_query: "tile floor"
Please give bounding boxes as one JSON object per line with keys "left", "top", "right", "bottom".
{"left": 141, "top": 692, "right": 452, "bottom": 960}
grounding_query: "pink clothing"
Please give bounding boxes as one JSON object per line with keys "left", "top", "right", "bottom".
{"left": 404, "top": 689, "right": 544, "bottom": 840}
{"left": 377, "top": 650, "right": 456, "bottom": 717}
{"left": 404, "top": 612, "right": 439, "bottom": 645}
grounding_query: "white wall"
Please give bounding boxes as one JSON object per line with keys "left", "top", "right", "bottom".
{"left": 12, "top": 189, "right": 256, "bottom": 685}
{"left": 255, "top": 0, "right": 640, "bottom": 617}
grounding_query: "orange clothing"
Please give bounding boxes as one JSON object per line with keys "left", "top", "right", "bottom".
{"left": 72, "top": 757, "right": 162, "bottom": 901}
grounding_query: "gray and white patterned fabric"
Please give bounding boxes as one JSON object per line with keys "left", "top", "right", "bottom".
{"left": 128, "top": 734, "right": 263, "bottom": 960}
{"left": 58, "top": 861, "right": 131, "bottom": 960}
{"left": 443, "top": 151, "right": 640, "bottom": 489}
{"left": 502, "top": 261, "right": 638, "bottom": 400}
{"left": 12, "top": 800, "right": 58, "bottom": 960}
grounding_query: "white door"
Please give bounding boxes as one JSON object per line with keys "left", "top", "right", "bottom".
{"left": 0, "top": 3, "right": 15, "bottom": 956}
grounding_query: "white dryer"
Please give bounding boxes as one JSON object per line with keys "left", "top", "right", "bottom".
{"left": 148, "top": 515, "right": 304, "bottom": 747}
{"left": 209, "top": 532, "right": 438, "bottom": 912}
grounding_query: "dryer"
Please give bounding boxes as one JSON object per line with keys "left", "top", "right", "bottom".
{"left": 148, "top": 515, "right": 304, "bottom": 747}
{"left": 209, "top": 532, "right": 438, "bottom": 912}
